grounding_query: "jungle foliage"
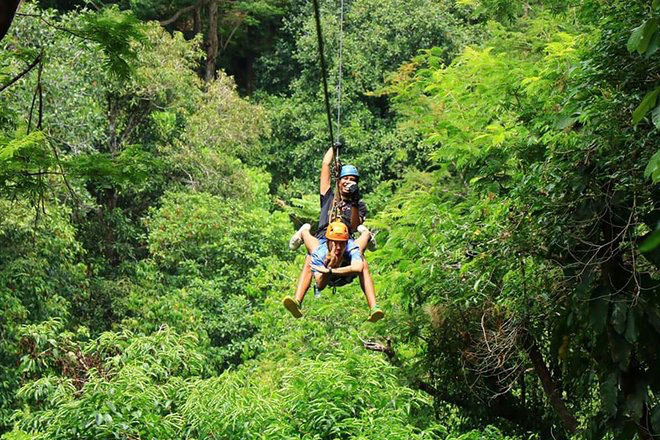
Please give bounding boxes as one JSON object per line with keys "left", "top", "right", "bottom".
{"left": 0, "top": 0, "right": 659, "bottom": 439}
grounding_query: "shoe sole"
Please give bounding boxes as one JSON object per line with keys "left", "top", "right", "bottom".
{"left": 283, "top": 297, "right": 303, "bottom": 318}
{"left": 368, "top": 310, "right": 384, "bottom": 322}
{"left": 289, "top": 234, "right": 302, "bottom": 250}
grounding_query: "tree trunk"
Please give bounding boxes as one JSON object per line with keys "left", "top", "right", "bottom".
{"left": 525, "top": 336, "right": 578, "bottom": 434}
{"left": 205, "top": 0, "right": 219, "bottom": 82}
{"left": 0, "top": 0, "right": 22, "bottom": 42}
{"left": 193, "top": 4, "right": 202, "bottom": 35}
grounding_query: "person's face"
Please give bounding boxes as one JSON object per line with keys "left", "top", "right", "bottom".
{"left": 328, "top": 240, "right": 346, "bottom": 260}
{"left": 339, "top": 175, "right": 357, "bottom": 196}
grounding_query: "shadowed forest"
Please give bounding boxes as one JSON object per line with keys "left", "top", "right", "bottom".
{"left": 1, "top": 0, "right": 660, "bottom": 438}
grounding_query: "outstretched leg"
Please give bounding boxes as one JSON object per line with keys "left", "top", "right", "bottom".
{"left": 285, "top": 224, "right": 320, "bottom": 318}
{"left": 288, "top": 223, "right": 321, "bottom": 304}
{"left": 294, "top": 255, "right": 313, "bottom": 304}
{"left": 354, "top": 228, "right": 380, "bottom": 319}
{"left": 359, "top": 259, "right": 377, "bottom": 309}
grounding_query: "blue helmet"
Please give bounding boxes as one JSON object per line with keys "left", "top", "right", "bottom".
{"left": 339, "top": 165, "right": 359, "bottom": 179}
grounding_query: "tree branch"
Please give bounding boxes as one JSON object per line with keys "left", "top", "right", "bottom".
{"left": 363, "top": 337, "right": 397, "bottom": 363}
{"left": 160, "top": 0, "right": 206, "bottom": 26}
{"left": 0, "top": 52, "right": 41, "bottom": 94}
{"left": 525, "top": 335, "right": 578, "bottom": 434}
{"left": 221, "top": 16, "right": 243, "bottom": 52}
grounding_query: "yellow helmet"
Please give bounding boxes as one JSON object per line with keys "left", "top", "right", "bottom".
{"left": 325, "top": 221, "right": 349, "bottom": 241}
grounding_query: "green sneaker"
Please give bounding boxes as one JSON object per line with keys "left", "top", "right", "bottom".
{"left": 368, "top": 305, "right": 384, "bottom": 322}
{"left": 283, "top": 296, "right": 303, "bottom": 318}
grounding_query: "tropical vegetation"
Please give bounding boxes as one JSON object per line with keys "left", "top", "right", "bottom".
{"left": 0, "top": 0, "right": 659, "bottom": 438}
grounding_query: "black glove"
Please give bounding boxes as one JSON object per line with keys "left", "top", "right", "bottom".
{"left": 346, "top": 182, "right": 360, "bottom": 205}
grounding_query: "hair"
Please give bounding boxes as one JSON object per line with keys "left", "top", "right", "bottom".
{"left": 330, "top": 175, "right": 356, "bottom": 221}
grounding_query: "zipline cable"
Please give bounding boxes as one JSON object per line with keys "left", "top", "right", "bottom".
{"left": 312, "top": 0, "right": 346, "bottom": 225}
{"left": 312, "top": 0, "right": 334, "bottom": 148}
{"left": 336, "top": 0, "right": 344, "bottom": 143}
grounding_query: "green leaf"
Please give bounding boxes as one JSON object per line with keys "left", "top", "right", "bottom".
{"left": 600, "top": 373, "right": 618, "bottom": 417}
{"left": 654, "top": 0, "right": 660, "bottom": 11}
{"left": 646, "top": 31, "right": 660, "bottom": 57}
{"left": 430, "top": 47, "right": 444, "bottom": 58}
{"left": 652, "top": 105, "right": 660, "bottom": 128}
{"left": 0, "top": 130, "right": 47, "bottom": 162}
{"left": 629, "top": 23, "right": 645, "bottom": 52}
{"left": 555, "top": 115, "right": 577, "bottom": 130}
{"left": 633, "top": 87, "right": 660, "bottom": 124}
{"left": 79, "top": 6, "right": 145, "bottom": 79}
{"left": 640, "top": 226, "right": 660, "bottom": 252}
{"left": 628, "top": 19, "right": 659, "bottom": 54}
{"left": 644, "top": 149, "right": 660, "bottom": 183}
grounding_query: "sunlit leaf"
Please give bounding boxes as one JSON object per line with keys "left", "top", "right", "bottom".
{"left": 632, "top": 87, "right": 660, "bottom": 124}
{"left": 644, "top": 149, "right": 660, "bottom": 183}
{"left": 628, "top": 19, "right": 659, "bottom": 54}
{"left": 640, "top": 226, "right": 660, "bottom": 252}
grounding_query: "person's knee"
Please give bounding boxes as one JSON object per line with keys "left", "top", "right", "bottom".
{"left": 361, "top": 258, "right": 370, "bottom": 273}
{"left": 301, "top": 254, "right": 312, "bottom": 269}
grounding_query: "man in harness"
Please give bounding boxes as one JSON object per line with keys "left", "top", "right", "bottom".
{"left": 282, "top": 145, "right": 383, "bottom": 322}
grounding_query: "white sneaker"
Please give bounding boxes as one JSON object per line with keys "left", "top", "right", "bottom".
{"left": 357, "top": 225, "right": 377, "bottom": 251}
{"left": 289, "top": 223, "right": 311, "bottom": 250}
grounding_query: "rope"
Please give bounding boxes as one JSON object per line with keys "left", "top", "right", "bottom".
{"left": 336, "top": 0, "right": 344, "bottom": 143}
{"left": 312, "top": 0, "right": 334, "bottom": 148}
{"left": 332, "top": 0, "right": 346, "bottom": 224}
{"left": 312, "top": 0, "right": 345, "bottom": 224}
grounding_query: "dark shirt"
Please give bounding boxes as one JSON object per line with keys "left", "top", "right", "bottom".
{"left": 317, "top": 189, "right": 367, "bottom": 238}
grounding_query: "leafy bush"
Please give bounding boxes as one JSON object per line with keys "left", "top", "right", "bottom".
{"left": 0, "top": 200, "right": 87, "bottom": 427}
{"left": 147, "top": 190, "right": 289, "bottom": 287}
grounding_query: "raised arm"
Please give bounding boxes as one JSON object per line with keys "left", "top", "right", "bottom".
{"left": 320, "top": 146, "right": 334, "bottom": 195}
{"left": 349, "top": 204, "right": 362, "bottom": 230}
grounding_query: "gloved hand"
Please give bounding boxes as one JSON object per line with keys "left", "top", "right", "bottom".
{"left": 346, "top": 181, "right": 360, "bottom": 204}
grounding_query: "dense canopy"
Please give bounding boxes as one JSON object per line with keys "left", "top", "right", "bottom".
{"left": 1, "top": 0, "right": 659, "bottom": 439}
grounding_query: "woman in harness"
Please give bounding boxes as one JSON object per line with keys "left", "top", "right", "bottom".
{"left": 282, "top": 146, "right": 382, "bottom": 322}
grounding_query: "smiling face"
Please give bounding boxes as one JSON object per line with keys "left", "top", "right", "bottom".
{"left": 339, "top": 175, "right": 358, "bottom": 197}
{"left": 328, "top": 240, "right": 347, "bottom": 266}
